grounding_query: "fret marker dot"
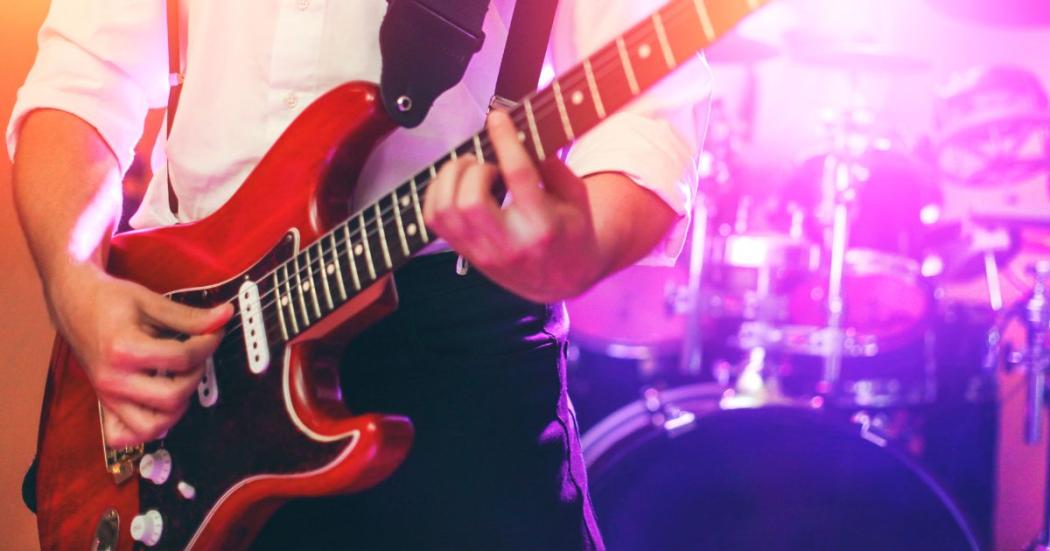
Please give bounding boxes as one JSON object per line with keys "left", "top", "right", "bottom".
{"left": 355, "top": 244, "right": 364, "bottom": 256}
{"left": 571, "top": 90, "right": 584, "bottom": 105}
{"left": 327, "top": 264, "right": 335, "bottom": 275}
{"left": 407, "top": 223, "right": 418, "bottom": 236}
{"left": 400, "top": 195, "right": 410, "bottom": 207}
{"left": 518, "top": 131, "right": 527, "bottom": 142}
{"left": 281, "top": 296, "right": 289, "bottom": 306}
{"left": 302, "top": 282, "right": 311, "bottom": 292}
{"left": 638, "top": 44, "right": 652, "bottom": 59}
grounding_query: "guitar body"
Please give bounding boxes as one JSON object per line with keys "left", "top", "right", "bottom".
{"left": 35, "top": 82, "right": 415, "bottom": 550}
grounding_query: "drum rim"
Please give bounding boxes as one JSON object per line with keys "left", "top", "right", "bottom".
{"left": 579, "top": 385, "right": 981, "bottom": 551}
{"left": 580, "top": 383, "right": 726, "bottom": 467}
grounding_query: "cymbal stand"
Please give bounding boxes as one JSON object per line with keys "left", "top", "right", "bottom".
{"left": 821, "top": 153, "right": 851, "bottom": 391}
{"left": 679, "top": 198, "right": 709, "bottom": 377}
{"left": 976, "top": 227, "right": 1011, "bottom": 379}
{"left": 818, "top": 108, "right": 869, "bottom": 393}
{"left": 1028, "top": 261, "right": 1050, "bottom": 550}
{"left": 679, "top": 99, "right": 728, "bottom": 378}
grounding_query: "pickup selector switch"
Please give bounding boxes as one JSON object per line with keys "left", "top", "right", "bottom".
{"left": 139, "top": 449, "right": 172, "bottom": 485}
{"left": 130, "top": 509, "right": 164, "bottom": 547}
{"left": 177, "top": 481, "right": 196, "bottom": 500}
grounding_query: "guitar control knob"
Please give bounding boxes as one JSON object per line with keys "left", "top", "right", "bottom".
{"left": 130, "top": 509, "right": 164, "bottom": 547}
{"left": 177, "top": 481, "right": 196, "bottom": 500}
{"left": 139, "top": 449, "right": 172, "bottom": 485}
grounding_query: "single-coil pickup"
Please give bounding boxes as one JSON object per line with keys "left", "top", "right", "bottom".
{"left": 238, "top": 280, "right": 271, "bottom": 375}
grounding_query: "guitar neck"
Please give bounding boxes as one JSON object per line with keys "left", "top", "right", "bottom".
{"left": 261, "top": 0, "right": 766, "bottom": 342}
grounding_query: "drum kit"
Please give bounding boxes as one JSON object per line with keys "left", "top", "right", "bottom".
{"left": 566, "top": 32, "right": 1050, "bottom": 551}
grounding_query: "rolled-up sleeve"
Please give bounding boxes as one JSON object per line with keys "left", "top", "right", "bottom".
{"left": 552, "top": 0, "right": 712, "bottom": 264}
{"left": 6, "top": 0, "right": 169, "bottom": 175}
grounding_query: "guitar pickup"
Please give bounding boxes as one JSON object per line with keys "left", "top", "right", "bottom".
{"left": 237, "top": 280, "right": 271, "bottom": 375}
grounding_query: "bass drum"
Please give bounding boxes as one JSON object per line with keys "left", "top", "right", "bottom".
{"left": 582, "top": 385, "right": 979, "bottom": 551}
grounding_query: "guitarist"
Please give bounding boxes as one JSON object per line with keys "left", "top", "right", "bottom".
{"left": 8, "top": 0, "right": 709, "bottom": 548}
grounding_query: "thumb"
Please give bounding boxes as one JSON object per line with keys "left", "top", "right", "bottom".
{"left": 141, "top": 292, "right": 233, "bottom": 336}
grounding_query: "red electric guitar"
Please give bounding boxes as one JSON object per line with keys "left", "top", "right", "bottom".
{"left": 34, "top": 0, "right": 765, "bottom": 548}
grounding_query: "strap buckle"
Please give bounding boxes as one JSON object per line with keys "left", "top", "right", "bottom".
{"left": 488, "top": 95, "right": 519, "bottom": 113}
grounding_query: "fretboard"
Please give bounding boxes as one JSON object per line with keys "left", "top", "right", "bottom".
{"left": 261, "top": 0, "right": 767, "bottom": 342}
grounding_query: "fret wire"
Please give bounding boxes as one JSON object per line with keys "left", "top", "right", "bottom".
{"left": 552, "top": 80, "right": 575, "bottom": 141}
{"left": 305, "top": 246, "right": 324, "bottom": 317}
{"left": 272, "top": 272, "right": 290, "bottom": 340}
{"left": 259, "top": 279, "right": 284, "bottom": 344}
{"left": 409, "top": 178, "right": 430, "bottom": 242}
{"left": 523, "top": 98, "right": 546, "bottom": 161}
{"left": 391, "top": 192, "right": 410, "bottom": 256}
{"left": 373, "top": 204, "right": 393, "bottom": 269}
{"left": 311, "top": 244, "right": 334, "bottom": 310}
{"left": 473, "top": 134, "right": 485, "bottom": 162}
{"left": 652, "top": 12, "right": 677, "bottom": 69}
{"left": 291, "top": 253, "right": 313, "bottom": 324}
{"left": 449, "top": 148, "right": 458, "bottom": 161}
{"left": 357, "top": 214, "right": 377, "bottom": 279}
{"left": 343, "top": 224, "right": 362, "bottom": 290}
{"left": 692, "top": 0, "right": 716, "bottom": 41}
{"left": 615, "top": 36, "right": 641, "bottom": 95}
{"left": 583, "top": 59, "right": 607, "bottom": 118}
{"left": 281, "top": 264, "right": 300, "bottom": 334}
{"left": 329, "top": 233, "right": 348, "bottom": 300}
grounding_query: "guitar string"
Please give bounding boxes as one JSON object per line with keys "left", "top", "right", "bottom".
{"left": 217, "top": 0, "right": 701, "bottom": 347}
{"left": 216, "top": 0, "right": 701, "bottom": 349}
{"left": 231, "top": 1, "right": 698, "bottom": 324}
{"left": 214, "top": 0, "right": 704, "bottom": 350}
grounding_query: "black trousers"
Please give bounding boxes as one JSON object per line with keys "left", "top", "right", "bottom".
{"left": 254, "top": 253, "right": 604, "bottom": 550}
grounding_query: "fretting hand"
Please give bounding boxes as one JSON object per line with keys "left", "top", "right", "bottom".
{"left": 424, "top": 110, "right": 608, "bottom": 302}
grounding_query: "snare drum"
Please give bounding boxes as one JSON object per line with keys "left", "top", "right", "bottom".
{"left": 761, "top": 248, "right": 937, "bottom": 407}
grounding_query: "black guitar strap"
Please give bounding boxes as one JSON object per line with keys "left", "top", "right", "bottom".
{"left": 379, "top": 0, "right": 559, "bottom": 127}
{"left": 493, "top": 0, "right": 559, "bottom": 106}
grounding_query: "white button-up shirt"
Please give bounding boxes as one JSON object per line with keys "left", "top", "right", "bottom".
{"left": 7, "top": 0, "right": 709, "bottom": 260}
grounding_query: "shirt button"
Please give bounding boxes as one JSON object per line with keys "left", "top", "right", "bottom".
{"left": 284, "top": 93, "right": 299, "bottom": 109}
{"left": 296, "top": 0, "right": 310, "bottom": 10}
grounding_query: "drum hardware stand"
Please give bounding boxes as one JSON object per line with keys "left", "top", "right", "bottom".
{"left": 719, "top": 346, "right": 788, "bottom": 409}
{"left": 641, "top": 387, "right": 697, "bottom": 437}
{"left": 818, "top": 114, "right": 865, "bottom": 396}
{"left": 1026, "top": 261, "right": 1050, "bottom": 551}
{"left": 975, "top": 226, "right": 1013, "bottom": 398}
{"left": 679, "top": 198, "right": 710, "bottom": 378}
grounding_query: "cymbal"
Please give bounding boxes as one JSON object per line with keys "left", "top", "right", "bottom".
{"left": 705, "top": 33, "right": 780, "bottom": 64}
{"left": 791, "top": 41, "right": 932, "bottom": 74}
{"left": 925, "top": 0, "right": 1050, "bottom": 28}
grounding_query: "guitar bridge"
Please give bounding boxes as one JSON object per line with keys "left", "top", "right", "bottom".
{"left": 98, "top": 403, "right": 144, "bottom": 484}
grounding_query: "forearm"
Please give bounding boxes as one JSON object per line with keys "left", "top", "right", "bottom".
{"left": 12, "top": 108, "right": 123, "bottom": 291}
{"left": 581, "top": 171, "right": 678, "bottom": 280}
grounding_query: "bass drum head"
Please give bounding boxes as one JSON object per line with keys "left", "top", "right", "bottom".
{"left": 583, "top": 387, "right": 978, "bottom": 551}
